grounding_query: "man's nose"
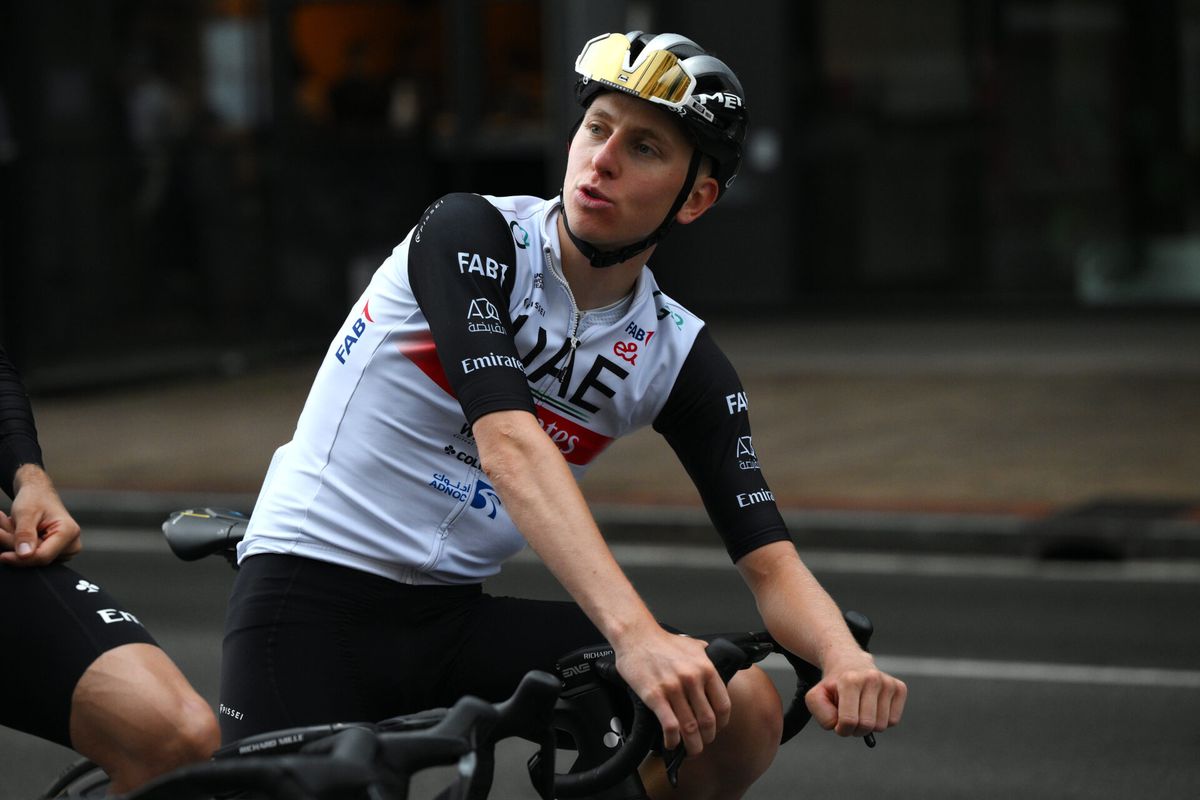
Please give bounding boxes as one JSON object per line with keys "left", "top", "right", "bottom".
{"left": 591, "top": 136, "right": 621, "bottom": 177}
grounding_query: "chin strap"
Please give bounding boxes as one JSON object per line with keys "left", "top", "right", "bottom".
{"left": 561, "top": 149, "right": 702, "bottom": 269}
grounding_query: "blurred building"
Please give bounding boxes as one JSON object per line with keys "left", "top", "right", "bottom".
{"left": 1, "top": 0, "right": 1198, "bottom": 385}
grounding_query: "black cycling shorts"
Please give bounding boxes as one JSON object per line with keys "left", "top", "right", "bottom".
{"left": 0, "top": 562, "right": 158, "bottom": 746}
{"left": 219, "top": 554, "right": 606, "bottom": 742}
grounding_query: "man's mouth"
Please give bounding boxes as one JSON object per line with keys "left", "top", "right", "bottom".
{"left": 577, "top": 185, "right": 613, "bottom": 208}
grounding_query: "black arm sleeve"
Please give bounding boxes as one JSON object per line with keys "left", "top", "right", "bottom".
{"left": 652, "top": 327, "right": 791, "bottom": 563}
{"left": 0, "top": 346, "right": 44, "bottom": 499}
{"left": 407, "top": 193, "right": 536, "bottom": 424}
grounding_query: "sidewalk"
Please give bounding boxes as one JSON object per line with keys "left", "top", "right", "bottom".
{"left": 32, "top": 314, "right": 1200, "bottom": 560}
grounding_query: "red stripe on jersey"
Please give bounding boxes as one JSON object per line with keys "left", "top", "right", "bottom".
{"left": 397, "top": 337, "right": 456, "bottom": 396}
{"left": 534, "top": 404, "right": 613, "bottom": 466}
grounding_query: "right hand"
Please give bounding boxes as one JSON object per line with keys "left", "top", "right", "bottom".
{"left": 614, "top": 628, "right": 733, "bottom": 755}
{"left": 0, "top": 465, "right": 83, "bottom": 566}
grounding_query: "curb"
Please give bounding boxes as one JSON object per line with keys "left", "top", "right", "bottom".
{"left": 57, "top": 490, "right": 1200, "bottom": 561}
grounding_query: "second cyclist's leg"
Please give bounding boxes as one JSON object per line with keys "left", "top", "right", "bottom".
{"left": 639, "top": 665, "right": 783, "bottom": 800}
{"left": 70, "top": 643, "right": 219, "bottom": 794}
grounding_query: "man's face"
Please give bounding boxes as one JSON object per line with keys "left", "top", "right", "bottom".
{"left": 562, "top": 92, "right": 697, "bottom": 250}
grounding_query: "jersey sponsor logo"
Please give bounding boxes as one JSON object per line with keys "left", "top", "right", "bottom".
{"left": 725, "top": 391, "right": 748, "bottom": 414}
{"left": 470, "top": 479, "right": 502, "bottom": 518}
{"left": 443, "top": 443, "right": 482, "bottom": 469}
{"left": 613, "top": 341, "right": 639, "bottom": 365}
{"left": 533, "top": 404, "right": 613, "bottom": 465}
{"left": 467, "top": 297, "right": 506, "bottom": 334}
{"left": 427, "top": 474, "right": 504, "bottom": 519}
{"left": 457, "top": 251, "right": 510, "bottom": 283}
{"left": 736, "top": 436, "right": 760, "bottom": 470}
{"left": 656, "top": 302, "right": 684, "bottom": 330}
{"left": 461, "top": 352, "right": 526, "bottom": 375}
{"left": 736, "top": 488, "right": 775, "bottom": 508}
{"left": 335, "top": 300, "right": 375, "bottom": 364}
{"left": 523, "top": 297, "right": 547, "bottom": 316}
{"left": 429, "top": 473, "right": 472, "bottom": 501}
{"left": 510, "top": 221, "right": 530, "bottom": 249}
{"left": 96, "top": 608, "right": 142, "bottom": 625}
{"left": 623, "top": 321, "right": 654, "bottom": 344}
{"left": 533, "top": 272, "right": 545, "bottom": 289}
{"left": 454, "top": 422, "right": 475, "bottom": 445}
{"left": 75, "top": 580, "right": 99, "bottom": 593}
{"left": 515, "top": 320, "right": 631, "bottom": 416}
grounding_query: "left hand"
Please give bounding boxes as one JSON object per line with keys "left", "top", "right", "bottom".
{"left": 805, "top": 650, "right": 907, "bottom": 737}
{"left": 0, "top": 465, "right": 83, "bottom": 566}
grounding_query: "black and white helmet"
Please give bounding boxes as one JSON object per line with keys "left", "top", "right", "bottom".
{"left": 563, "top": 31, "right": 749, "bottom": 268}
{"left": 574, "top": 31, "right": 749, "bottom": 197}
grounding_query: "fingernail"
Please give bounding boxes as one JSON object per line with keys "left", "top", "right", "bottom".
{"left": 17, "top": 543, "right": 33, "bottom": 556}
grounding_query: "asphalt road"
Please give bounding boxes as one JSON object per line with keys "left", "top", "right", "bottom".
{"left": 3, "top": 529, "right": 1199, "bottom": 799}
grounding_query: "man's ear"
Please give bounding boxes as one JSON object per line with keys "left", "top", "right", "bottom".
{"left": 676, "top": 174, "right": 720, "bottom": 226}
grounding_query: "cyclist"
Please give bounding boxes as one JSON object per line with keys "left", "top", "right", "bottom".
{"left": 222, "top": 31, "right": 906, "bottom": 798}
{"left": 0, "top": 346, "right": 219, "bottom": 793}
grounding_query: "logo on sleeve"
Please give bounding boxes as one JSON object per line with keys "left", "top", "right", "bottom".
{"left": 736, "top": 488, "right": 775, "bottom": 508}
{"left": 736, "top": 436, "right": 759, "bottom": 470}
{"left": 461, "top": 352, "right": 525, "bottom": 375}
{"left": 457, "top": 251, "right": 510, "bottom": 283}
{"left": 467, "top": 298, "right": 506, "bottom": 334}
{"left": 725, "top": 392, "right": 748, "bottom": 414}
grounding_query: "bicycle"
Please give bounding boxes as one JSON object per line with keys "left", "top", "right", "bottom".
{"left": 39, "top": 508, "right": 877, "bottom": 800}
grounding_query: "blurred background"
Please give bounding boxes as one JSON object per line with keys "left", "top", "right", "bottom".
{"left": 3, "top": 0, "right": 1199, "bottom": 519}
{"left": 3, "top": 3, "right": 1200, "bottom": 797}
{"left": 3, "top": 0, "right": 1199, "bottom": 380}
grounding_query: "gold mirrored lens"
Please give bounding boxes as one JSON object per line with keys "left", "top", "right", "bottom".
{"left": 576, "top": 34, "right": 695, "bottom": 106}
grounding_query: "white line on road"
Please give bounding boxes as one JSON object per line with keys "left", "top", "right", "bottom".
{"left": 760, "top": 653, "right": 1200, "bottom": 689}
{"left": 601, "top": 543, "right": 1200, "bottom": 583}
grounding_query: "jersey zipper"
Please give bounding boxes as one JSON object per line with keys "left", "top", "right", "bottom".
{"left": 544, "top": 245, "right": 581, "bottom": 384}
{"left": 419, "top": 466, "right": 477, "bottom": 573}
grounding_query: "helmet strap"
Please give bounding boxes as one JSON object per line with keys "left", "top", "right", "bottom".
{"left": 560, "top": 148, "right": 703, "bottom": 269}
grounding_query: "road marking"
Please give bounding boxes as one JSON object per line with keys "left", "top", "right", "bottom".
{"left": 760, "top": 653, "right": 1200, "bottom": 689}
{"left": 600, "top": 544, "right": 1200, "bottom": 583}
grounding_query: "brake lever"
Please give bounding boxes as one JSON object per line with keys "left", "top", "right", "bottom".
{"left": 657, "top": 637, "right": 746, "bottom": 788}
{"left": 663, "top": 746, "right": 686, "bottom": 788}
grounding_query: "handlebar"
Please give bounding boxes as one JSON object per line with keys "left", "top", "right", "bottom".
{"left": 544, "top": 611, "right": 875, "bottom": 798}
{"left": 161, "top": 507, "right": 248, "bottom": 565}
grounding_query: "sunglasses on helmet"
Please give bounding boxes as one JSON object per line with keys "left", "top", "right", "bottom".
{"left": 574, "top": 32, "right": 697, "bottom": 109}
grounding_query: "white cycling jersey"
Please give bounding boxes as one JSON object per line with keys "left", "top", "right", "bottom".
{"left": 240, "top": 193, "right": 788, "bottom": 584}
